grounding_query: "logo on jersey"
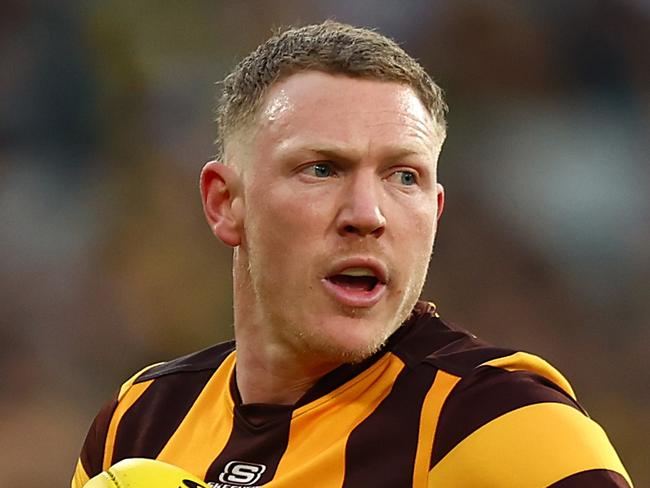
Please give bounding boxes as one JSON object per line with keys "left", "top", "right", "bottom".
{"left": 216, "top": 461, "right": 266, "bottom": 486}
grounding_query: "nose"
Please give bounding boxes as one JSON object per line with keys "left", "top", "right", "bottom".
{"left": 336, "top": 173, "right": 386, "bottom": 238}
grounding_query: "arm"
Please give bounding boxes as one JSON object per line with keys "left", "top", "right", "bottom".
{"left": 71, "top": 395, "right": 118, "bottom": 488}
{"left": 71, "top": 363, "right": 162, "bottom": 488}
{"left": 428, "top": 355, "right": 632, "bottom": 487}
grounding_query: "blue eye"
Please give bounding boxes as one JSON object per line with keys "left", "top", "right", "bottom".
{"left": 400, "top": 171, "right": 416, "bottom": 185}
{"left": 314, "top": 163, "right": 332, "bottom": 177}
{"left": 391, "top": 170, "right": 417, "bottom": 186}
{"left": 303, "top": 162, "right": 334, "bottom": 178}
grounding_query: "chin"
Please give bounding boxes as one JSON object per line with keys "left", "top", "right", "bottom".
{"left": 305, "top": 340, "right": 382, "bottom": 365}
{"left": 300, "top": 314, "right": 398, "bottom": 364}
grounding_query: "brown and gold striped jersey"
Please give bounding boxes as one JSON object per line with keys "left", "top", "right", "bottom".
{"left": 72, "top": 302, "right": 632, "bottom": 487}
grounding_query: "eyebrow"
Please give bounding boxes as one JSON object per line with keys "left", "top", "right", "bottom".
{"left": 278, "top": 140, "right": 433, "bottom": 164}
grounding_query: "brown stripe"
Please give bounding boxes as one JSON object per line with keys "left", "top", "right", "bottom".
{"left": 137, "top": 342, "right": 235, "bottom": 383}
{"left": 412, "top": 371, "right": 460, "bottom": 488}
{"left": 431, "top": 365, "right": 582, "bottom": 467}
{"left": 296, "top": 348, "right": 392, "bottom": 407}
{"left": 104, "top": 380, "right": 153, "bottom": 468}
{"left": 79, "top": 394, "right": 118, "bottom": 476}
{"left": 295, "top": 305, "right": 510, "bottom": 407}
{"left": 203, "top": 404, "right": 293, "bottom": 484}
{"left": 293, "top": 303, "right": 443, "bottom": 407}
{"left": 341, "top": 363, "right": 438, "bottom": 487}
{"left": 404, "top": 313, "right": 517, "bottom": 375}
{"left": 548, "top": 469, "right": 631, "bottom": 487}
{"left": 429, "top": 403, "right": 630, "bottom": 486}
{"left": 272, "top": 353, "right": 404, "bottom": 486}
{"left": 394, "top": 304, "right": 515, "bottom": 373}
{"left": 112, "top": 369, "right": 215, "bottom": 463}
{"left": 155, "top": 353, "right": 236, "bottom": 477}
{"left": 480, "top": 352, "right": 576, "bottom": 400}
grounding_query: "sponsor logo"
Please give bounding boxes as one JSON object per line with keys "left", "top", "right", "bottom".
{"left": 214, "top": 461, "right": 266, "bottom": 487}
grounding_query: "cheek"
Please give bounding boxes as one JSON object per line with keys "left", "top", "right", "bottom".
{"left": 397, "top": 213, "right": 436, "bottom": 287}
{"left": 252, "top": 182, "right": 332, "bottom": 230}
{"left": 396, "top": 198, "right": 438, "bottom": 242}
{"left": 245, "top": 188, "right": 321, "bottom": 263}
{"left": 397, "top": 214, "right": 437, "bottom": 279}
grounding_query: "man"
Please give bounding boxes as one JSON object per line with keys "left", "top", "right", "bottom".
{"left": 72, "top": 21, "right": 632, "bottom": 487}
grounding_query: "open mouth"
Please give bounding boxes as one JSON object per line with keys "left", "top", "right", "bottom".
{"left": 326, "top": 274, "right": 380, "bottom": 292}
{"left": 322, "top": 265, "right": 387, "bottom": 308}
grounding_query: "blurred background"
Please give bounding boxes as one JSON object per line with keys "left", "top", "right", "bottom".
{"left": 0, "top": 0, "right": 648, "bottom": 485}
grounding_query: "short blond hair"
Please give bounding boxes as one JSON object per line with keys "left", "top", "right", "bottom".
{"left": 215, "top": 21, "right": 447, "bottom": 160}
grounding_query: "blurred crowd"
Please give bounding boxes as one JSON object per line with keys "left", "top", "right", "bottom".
{"left": 0, "top": 1, "right": 648, "bottom": 485}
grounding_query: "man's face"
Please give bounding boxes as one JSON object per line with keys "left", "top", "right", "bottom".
{"left": 233, "top": 71, "right": 444, "bottom": 363}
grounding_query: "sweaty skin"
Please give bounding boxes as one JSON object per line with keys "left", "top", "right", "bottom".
{"left": 201, "top": 71, "right": 445, "bottom": 404}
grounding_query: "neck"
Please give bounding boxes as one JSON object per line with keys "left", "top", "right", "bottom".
{"left": 232, "top": 252, "right": 341, "bottom": 405}
{"left": 234, "top": 334, "right": 338, "bottom": 405}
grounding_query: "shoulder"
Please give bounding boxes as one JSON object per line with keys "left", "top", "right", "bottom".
{"left": 404, "top": 304, "right": 633, "bottom": 486}
{"left": 397, "top": 302, "right": 573, "bottom": 391}
{"left": 133, "top": 340, "right": 235, "bottom": 383}
{"left": 400, "top": 302, "right": 583, "bottom": 448}
{"left": 83, "top": 340, "right": 236, "bottom": 473}
{"left": 116, "top": 340, "right": 235, "bottom": 403}
{"left": 394, "top": 301, "right": 527, "bottom": 376}
{"left": 429, "top": 359, "right": 632, "bottom": 485}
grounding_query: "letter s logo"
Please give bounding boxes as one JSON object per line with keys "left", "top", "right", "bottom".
{"left": 218, "top": 461, "right": 266, "bottom": 485}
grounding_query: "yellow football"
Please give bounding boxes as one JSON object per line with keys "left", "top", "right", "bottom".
{"left": 83, "top": 458, "right": 209, "bottom": 488}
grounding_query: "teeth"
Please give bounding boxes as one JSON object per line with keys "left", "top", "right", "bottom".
{"left": 339, "top": 267, "right": 375, "bottom": 277}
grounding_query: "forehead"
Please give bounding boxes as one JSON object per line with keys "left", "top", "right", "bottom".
{"left": 246, "top": 71, "right": 441, "bottom": 160}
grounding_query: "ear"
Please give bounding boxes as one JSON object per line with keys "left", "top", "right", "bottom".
{"left": 436, "top": 183, "right": 445, "bottom": 221}
{"left": 200, "top": 160, "right": 244, "bottom": 247}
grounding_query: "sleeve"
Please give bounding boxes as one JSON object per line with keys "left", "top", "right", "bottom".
{"left": 71, "top": 394, "right": 119, "bottom": 488}
{"left": 71, "top": 363, "right": 163, "bottom": 488}
{"left": 428, "top": 352, "right": 633, "bottom": 487}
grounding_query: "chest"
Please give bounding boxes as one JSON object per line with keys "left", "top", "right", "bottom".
{"left": 197, "top": 402, "right": 433, "bottom": 488}
{"left": 116, "top": 356, "right": 442, "bottom": 487}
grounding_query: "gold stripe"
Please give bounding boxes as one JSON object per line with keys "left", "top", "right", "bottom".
{"left": 428, "top": 402, "right": 632, "bottom": 487}
{"left": 70, "top": 458, "right": 90, "bottom": 488}
{"left": 412, "top": 370, "right": 461, "bottom": 488}
{"left": 480, "top": 351, "right": 576, "bottom": 400}
{"left": 103, "top": 379, "right": 154, "bottom": 468}
{"left": 271, "top": 352, "right": 405, "bottom": 487}
{"left": 156, "top": 352, "right": 237, "bottom": 479}
{"left": 101, "top": 361, "right": 164, "bottom": 468}
{"left": 118, "top": 362, "right": 164, "bottom": 401}
{"left": 102, "top": 363, "right": 162, "bottom": 469}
